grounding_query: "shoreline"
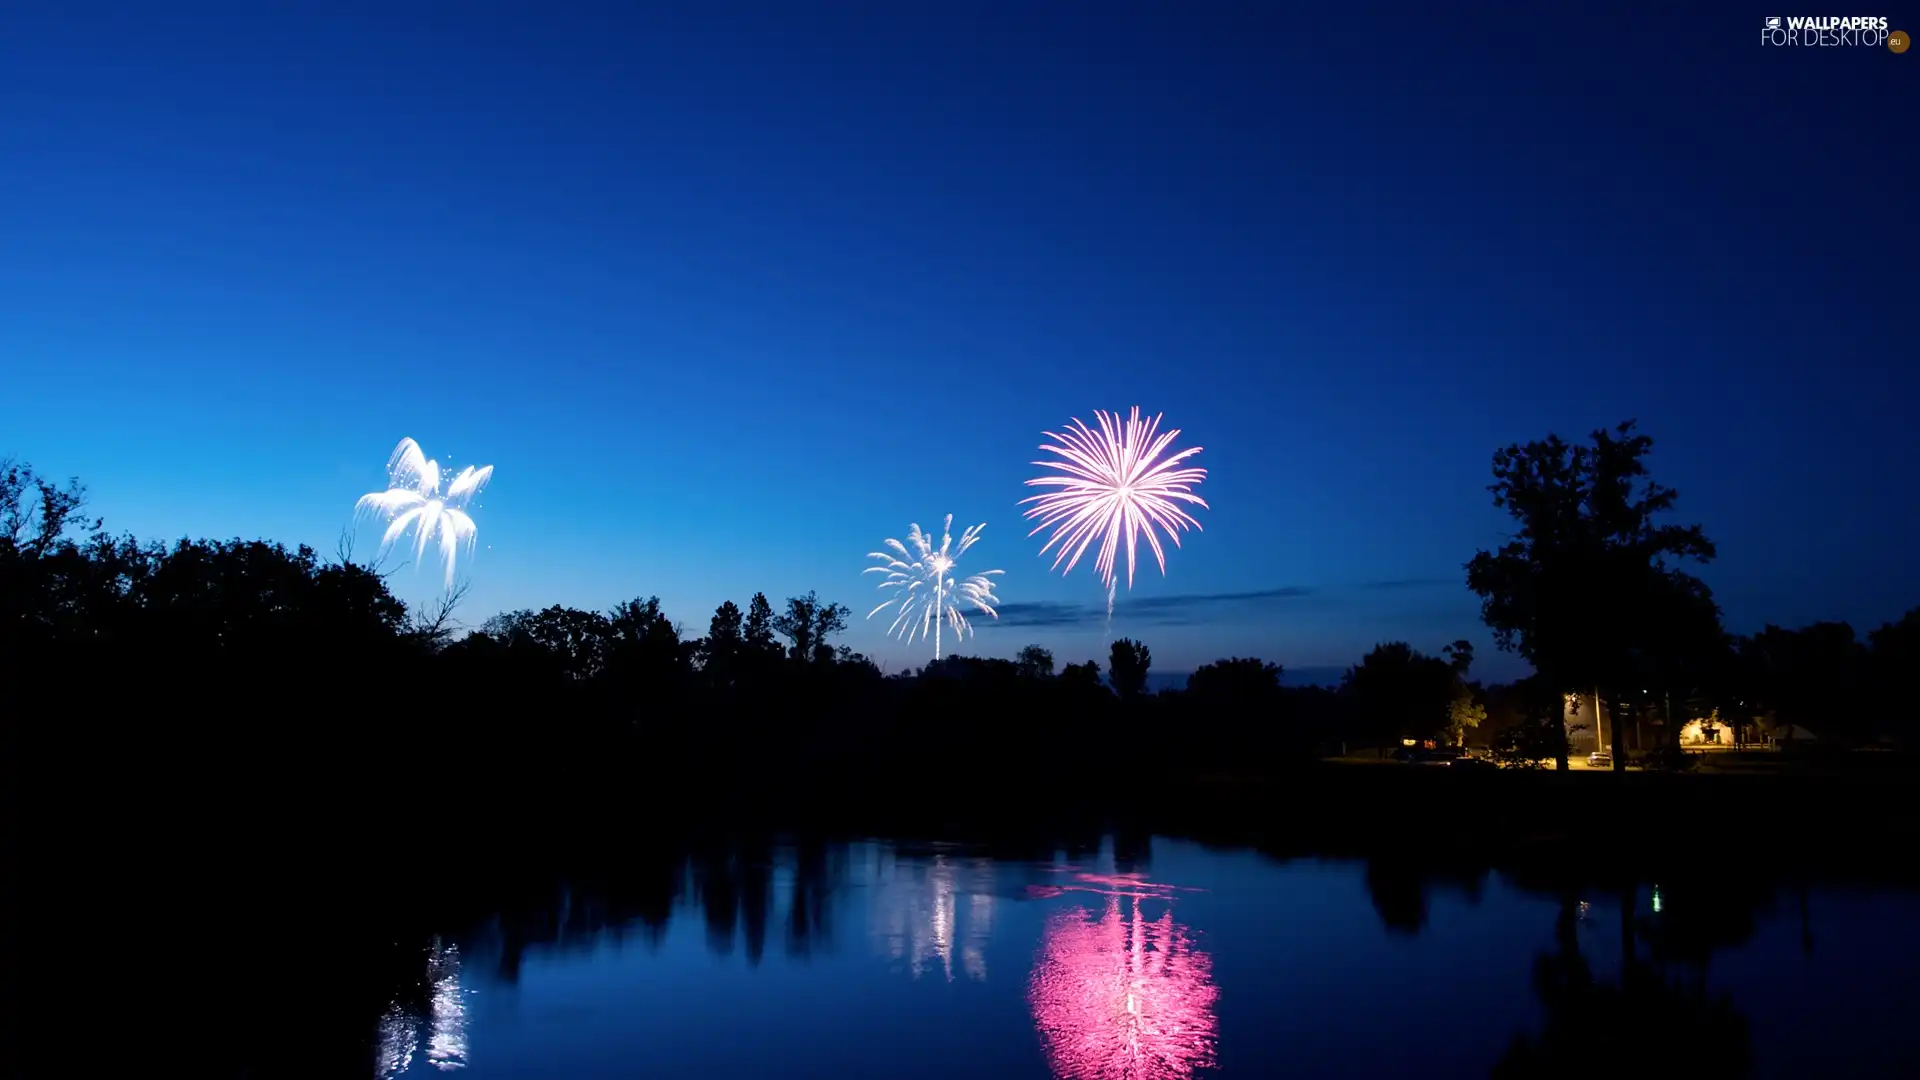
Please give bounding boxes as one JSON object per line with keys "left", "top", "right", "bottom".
{"left": 15, "top": 756, "right": 1915, "bottom": 894}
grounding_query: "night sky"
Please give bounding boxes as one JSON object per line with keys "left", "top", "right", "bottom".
{"left": 2, "top": 6, "right": 1912, "bottom": 682}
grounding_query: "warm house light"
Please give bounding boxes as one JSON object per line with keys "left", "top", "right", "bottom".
{"left": 1679, "top": 709, "right": 1728, "bottom": 745}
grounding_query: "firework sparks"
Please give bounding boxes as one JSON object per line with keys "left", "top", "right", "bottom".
{"left": 1020, "top": 407, "right": 1208, "bottom": 625}
{"left": 1029, "top": 892, "right": 1220, "bottom": 1080}
{"left": 865, "top": 515, "right": 1003, "bottom": 660}
{"left": 356, "top": 437, "right": 493, "bottom": 591}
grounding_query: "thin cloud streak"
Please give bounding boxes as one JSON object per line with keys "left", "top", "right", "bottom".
{"left": 984, "top": 578, "right": 1460, "bottom": 630}
{"left": 1360, "top": 577, "right": 1457, "bottom": 590}
{"left": 987, "top": 586, "right": 1317, "bottom": 629}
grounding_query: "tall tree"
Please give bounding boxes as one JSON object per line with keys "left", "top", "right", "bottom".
{"left": 1443, "top": 641, "right": 1487, "bottom": 746}
{"left": 1743, "top": 621, "right": 1868, "bottom": 741}
{"left": 606, "top": 595, "right": 685, "bottom": 696}
{"left": 743, "top": 592, "right": 780, "bottom": 659}
{"left": 1866, "top": 608, "right": 1920, "bottom": 746}
{"left": 1016, "top": 644, "right": 1056, "bottom": 679}
{"left": 773, "top": 591, "right": 850, "bottom": 665}
{"left": 489, "top": 605, "right": 612, "bottom": 682}
{"left": 696, "top": 600, "right": 746, "bottom": 690}
{"left": 0, "top": 458, "right": 97, "bottom": 557}
{"left": 1466, "top": 420, "right": 1718, "bottom": 771}
{"left": 1443, "top": 639, "right": 1474, "bottom": 676}
{"left": 1060, "top": 659, "right": 1105, "bottom": 693}
{"left": 1185, "top": 657, "right": 1283, "bottom": 702}
{"left": 1343, "top": 642, "right": 1457, "bottom": 753}
{"left": 1108, "top": 638, "right": 1151, "bottom": 699}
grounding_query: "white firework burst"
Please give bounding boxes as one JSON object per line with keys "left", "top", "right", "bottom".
{"left": 865, "top": 515, "right": 1003, "bottom": 661}
{"left": 356, "top": 437, "right": 493, "bottom": 591}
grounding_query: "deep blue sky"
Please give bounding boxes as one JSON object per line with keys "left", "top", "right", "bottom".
{"left": 2, "top": 6, "right": 1913, "bottom": 681}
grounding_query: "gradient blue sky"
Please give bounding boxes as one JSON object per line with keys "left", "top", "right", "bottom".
{"left": 2, "top": 6, "right": 1913, "bottom": 681}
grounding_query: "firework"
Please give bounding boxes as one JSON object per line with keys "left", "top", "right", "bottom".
{"left": 356, "top": 437, "right": 493, "bottom": 591}
{"left": 865, "top": 515, "right": 1003, "bottom": 661}
{"left": 1020, "top": 407, "right": 1208, "bottom": 623}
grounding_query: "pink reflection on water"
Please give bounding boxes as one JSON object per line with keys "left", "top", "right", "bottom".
{"left": 1028, "top": 891, "right": 1220, "bottom": 1080}
{"left": 1025, "top": 871, "right": 1208, "bottom": 903}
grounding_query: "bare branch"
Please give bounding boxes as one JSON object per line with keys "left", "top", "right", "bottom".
{"left": 408, "top": 578, "right": 472, "bottom": 647}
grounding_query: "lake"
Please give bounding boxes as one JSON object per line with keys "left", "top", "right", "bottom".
{"left": 365, "top": 835, "right": 1919, "bottom": 1080}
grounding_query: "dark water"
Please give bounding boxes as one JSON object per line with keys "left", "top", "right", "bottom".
{"left": 368, "top": 837, "right": 1917, "bottom": 1080}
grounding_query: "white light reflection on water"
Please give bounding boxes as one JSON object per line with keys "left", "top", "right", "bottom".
{"left": 373, "top": 936, "right": 470, "bottom": 1077}
{"left": 869, "top": 850, "right": 999, "bottom": 982}
{"left": 424, "top": 941, "right": 468, "bottom": 1070}
{"left": 372, "top": 999, "right": 416, "bottom": 1079}
{"left": 962, "top": 857, "right": 995, "bottom": 981}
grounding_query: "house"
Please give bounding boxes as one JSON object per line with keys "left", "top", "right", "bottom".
{"left": 1561, "top": 692, "right": 1669, "bottom": 754}
{"left": 1562, "top": 693, "right": 1809, "bottom": 751}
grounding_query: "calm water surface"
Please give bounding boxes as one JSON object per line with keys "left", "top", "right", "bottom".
{"left": 373, "top": 838, "right": 1918, "bottom": 1079}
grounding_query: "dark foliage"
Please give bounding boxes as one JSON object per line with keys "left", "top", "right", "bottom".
{"left": 1467, "top": 421, "right": 1722, "bottom": 770}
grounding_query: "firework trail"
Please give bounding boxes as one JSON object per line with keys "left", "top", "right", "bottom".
{"left": 1020, "top": 407, "right": 1208, "bottom": 631}
{"left": 356, "top": 437, "right": 493, "bottom": 591}
{"left": 865, "top": 515, "right": 1003, "bottom": 661}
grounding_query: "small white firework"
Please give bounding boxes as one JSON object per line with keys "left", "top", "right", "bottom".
{"left": 356, "top": 437, "right": 494, "bottom": 591}
{"left": 865, "top": 515, "right": 1003, "bottom": 661}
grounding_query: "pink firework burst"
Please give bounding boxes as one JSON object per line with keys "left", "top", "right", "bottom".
{"left": 1020, "top": 407, "right": 1208, "bottom": 619}
{"left": 1028, "top": 895, "right": 1221, "bottom": 1080}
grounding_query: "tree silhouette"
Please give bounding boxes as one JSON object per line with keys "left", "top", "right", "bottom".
{"left": 696, "top": 599, "right": 746, "bottom": 692}
{"left": 1061, "top": 659, "right": 1105, "bottom": 693}
{"left": 1342, "top": 642, "right": 1457, "bottom": 753}
{"left": 605, "top": 596, "right": 687, "bottom": 705}
{"left": 1466, "top": 420, "right": 1719, "bottom": 770}
{"left": 773, "top": 590, "right": 851, "bottom": 665}
{"left": 488, "top": 605, "right": 613, "bottom": 682}
{"left": 734, "top": 591, "right": 786, "bottom": 692}
{"left": 1108, "top": 638, "right": 1151, "bottom": 699}
{"left": 1016, "top": 644, "right": 1056, "bottom": 679}
{"left": 1866, "top": 608, "right": 1920, "bottom": 745}
{"left": 1442, "top": 640, "right": 1486, "bottom": 745}
{"left": 1184, "top": 658, "right": 1290, "bottom": 760}
{"left": 1186, "top": 657, "right": 1282, "bottom": 700}
{"left": 1443, "top": 639, "right": 1473, "bottom": 676}
{"left": 1742, "top": 621, "right": 1869, "bottom": 741}
{"left": 0, "top": 458, "right": 97, "bottom": 556}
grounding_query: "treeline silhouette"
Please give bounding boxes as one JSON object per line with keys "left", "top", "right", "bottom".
{"left": 5, "top": 431, "right": 1917, "bottom": 810}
